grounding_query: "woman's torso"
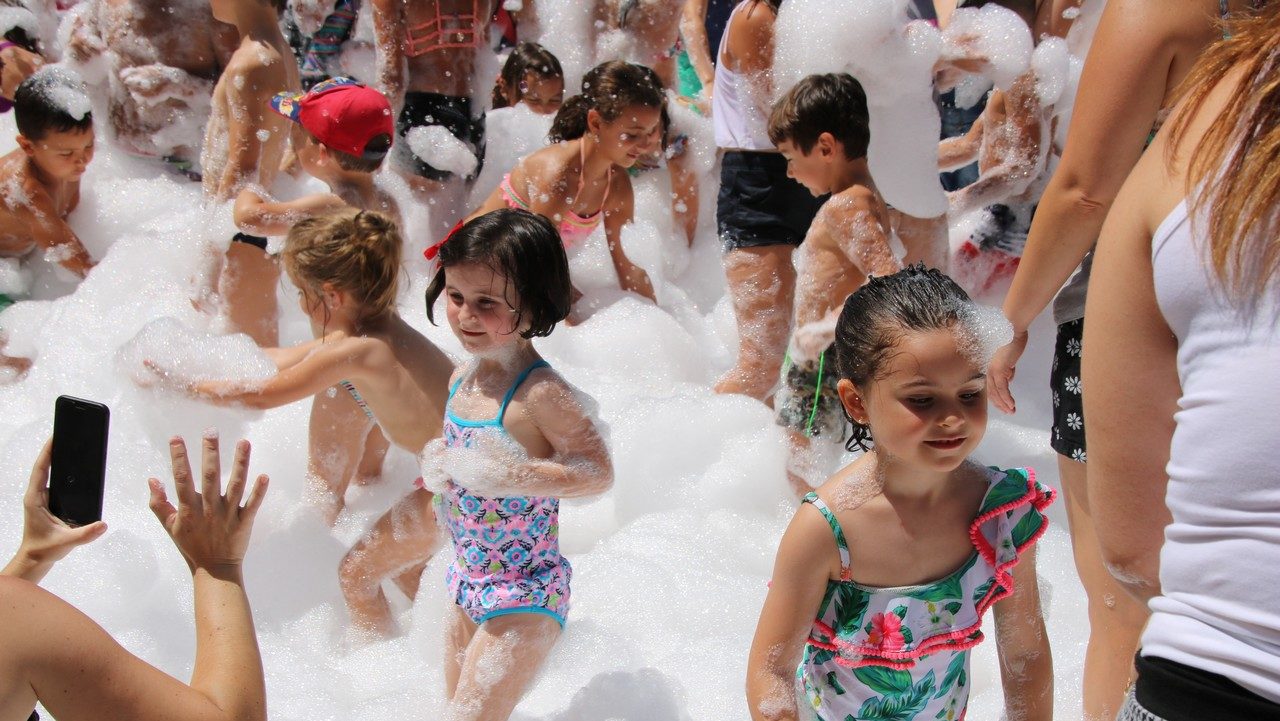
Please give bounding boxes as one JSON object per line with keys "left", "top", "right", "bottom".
{"left": 712, "top": 0, "right": 775, "bottom": 151}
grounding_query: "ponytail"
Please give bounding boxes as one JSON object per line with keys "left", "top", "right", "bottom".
{"left": 283, "top": 209, "right": 403, "bottom": 323}
{"left": 546, "top": 60, "right": 665, "bottom": 144}
{"left": 548, "top": 94, "right": 592, "bottom": 142}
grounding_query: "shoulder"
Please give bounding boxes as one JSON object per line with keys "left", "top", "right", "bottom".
{"left": 226, "top": 43, "right": 285, "bottom": 87}
{"left": 776, "top": 496, "right": 844, "bottom": 576}
{"left": 519, "top": 366, "right": 580, "bottom": 411}
{"left": 819, "top": 186, "right": 879, "bottom": 229}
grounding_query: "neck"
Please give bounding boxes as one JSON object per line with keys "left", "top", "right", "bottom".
{"left": 327, "top": 172, "right": 377, "bottom": 208}
{"left": 472, "top": 341, "right": 540, "bottom": 376}
{"left": 577, "top": 136, "right": 614, "bottom": 183}
{"left": 873, "top": 450, "right": 953, "bottom": 504}
{"left": 830, "top": 156, "right": 874, "bottom": 196}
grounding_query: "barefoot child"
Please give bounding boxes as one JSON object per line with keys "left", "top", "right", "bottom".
{"left": 201, "top": 0, "right": 300, "bottom": 347}
{"left": 467, "top": 60, "right": 660, "bottom": 309}
{"left": 767, "top": 73, "right": 902, "bottom": 493}
{"left": 147, "top": 209, "right": 454, "bottom": 529}
{"left": 490, "top": 41, "right": 564, "bottom": 115}
{"left": 0, "top": 68, "right": 96, "bottom": 285}
{"left": 747, "top": 265, "right": 1055, "bottom": 721}
{"left": 418, "top": 208, "right": 613, "bottom": 717}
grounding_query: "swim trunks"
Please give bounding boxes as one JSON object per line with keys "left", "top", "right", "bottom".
{"left": 717, "top": 151, "right": 823, "bottom": 251}
{"left": 435, "top": 359, "right": 571, "bottom": 627}
{"left": 775, "top": 346, "right": 844, "bottom": 439}
{"left": 394, "top": 91, "right": 485, "bottom": 182}
{"left": 231, "top": 232, "right": 269, "bottom": 251}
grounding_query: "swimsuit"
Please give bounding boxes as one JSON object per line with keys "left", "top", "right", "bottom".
{"left": 799, "top": 467, "right": 1055, "bottom": 720}
{"left": 339, "top": 379, "right": 374, "bottom": 420}
{"left": 288, "top": 0, "right": 360, "bottom": 89}
{"left": 499, "top": 144, "right": 612, "bottom": 247}
{"left": 435, "top": 359, "right": 571, "bottom": 627}
{"left": 404, "top": 0, "right": 485, "bottom": 56}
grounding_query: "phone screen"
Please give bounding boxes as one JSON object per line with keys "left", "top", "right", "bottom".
{"left": 49, "top": 395, "right": 109, "bottom": 526}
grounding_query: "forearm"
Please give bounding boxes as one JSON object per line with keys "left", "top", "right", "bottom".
{"left": 938, "top": 136, "right": 979, "bottom": 171}
{"left": 1001, "top": 642, "right": 1054, "bottom": 721}
{"left": 190, "top": 565, "right": 266, "bottom": 721}
{"left": 0, "top": 549, "right": 54, "bottom": 583}
{"left": 1001, "top": 180, "right": 1110, "bottom": 332}
{"left": 610, "top": 250, "right": 655, "bottom": 302}
{"left": 32, "top": 220, "right": 94, "bottom": 277}
{"left": 950, "top": 164, "right": 1031, "bottom": 217}
{"left": 484, "top": 458, "right": 612, "bottom": 499}
{"left": 746, "top": 667, "right": 800, "bottom": 721}
{"left": 680, "top": 1, "right": 714, "bottom": 89}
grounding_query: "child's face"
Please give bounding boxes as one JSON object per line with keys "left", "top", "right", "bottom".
{"left": 592, "top": 105, "right": 663, "bottom": 168}
{"left": 20, "top": 127, "right": 95, "bottom": 182}
{"left": 776, "top": 136, "right": 832, "bottom": 197}
{"left": 519, "top": 73, "right": 564, "bottom": 115}
{"left": 443, "top": 262, "right": 526, "bottom": 354}
{"left": 842, "top": 327, "right": 988, "bottom": 473}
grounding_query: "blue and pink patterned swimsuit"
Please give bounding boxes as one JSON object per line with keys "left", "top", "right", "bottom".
{"left": 799, "top": 467, "right": 1055, "bottom": 721}
{"left": 435, "top": 359, "right": 571, "bottom": 627}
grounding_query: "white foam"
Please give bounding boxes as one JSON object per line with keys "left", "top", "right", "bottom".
{"left": 406, "top": 125, "right": 479, "bottom": 179}
{"left": 30, "top": 65, "right": 93, "bottom": 120}
{"left": 0, "top": 6, "right": 38, "bottom": 38}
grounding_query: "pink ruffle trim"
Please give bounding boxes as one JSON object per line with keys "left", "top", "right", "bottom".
{"left": 808, "top": 468, "right": 1055, "bottom": 669}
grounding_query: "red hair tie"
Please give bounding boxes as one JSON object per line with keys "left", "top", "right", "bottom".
{"left": 424, "top": 219, "right": 465, "bottom": 261}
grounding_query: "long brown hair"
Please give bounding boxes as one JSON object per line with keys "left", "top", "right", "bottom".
{"left": 547, "top": 60, "right": 665, "bottom": 143}
{"left": 1167, "top": 4, "right": 1280, "bottom": 300}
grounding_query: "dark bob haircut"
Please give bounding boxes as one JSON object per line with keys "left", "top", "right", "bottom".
{"left": 834, "top": 264, "right": 974, "bottom": 452}
{"left": 425, "top": 208, "right": 572, "bottom": 339}
{"left": 14, "top": 67, "right": 93, "bottom": 141}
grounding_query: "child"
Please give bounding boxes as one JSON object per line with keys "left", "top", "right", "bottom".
{"left": 419, "top": 208, "right": 613, "bottom": 717}
{"left": 146, "top": 210, "right": 453, "bottom": 553}
{"left": 0, "top": 7, "right": 44, "bottom": 109}
{"left": 712, "top": 0, "right": 824, "bottom": 402}
{"left": 0, "top": 68, "right": 96, "bottom": 285}
{"left": 201, "top": 0, "right": 300, "bottom": 348}
{"left": 490, "top": 41, "right": 564, "bottom": 115}
{"left": 746, "top": 265, "right": 1055, "bottom": 721}
{"left": 767, "top": 73, "right": 902, "bottom": 494}
{"left": 467, "top": 60, "right": 660, "bottom": 309}
{"left": 230, "top": 77, "right": 402, "bottom": 534}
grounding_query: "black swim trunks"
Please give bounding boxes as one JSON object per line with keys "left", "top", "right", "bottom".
{"left": 717, "top": 151, "right": 824, "bottom": 252}
{"left": 394, "top": 91, "right": 485, "bottom": 182}
{"left": 1049, "top": 318, "right": 1086, "bottom": 462}
{"left": 775, "top": 346, "right": 845, "bottom": 439}
{"left": 231, "top": 232, "right": 269, "bottom": 251}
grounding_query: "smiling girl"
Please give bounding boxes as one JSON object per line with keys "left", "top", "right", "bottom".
{"left": 467, "top": 60, "right": 662, "bottom": 306}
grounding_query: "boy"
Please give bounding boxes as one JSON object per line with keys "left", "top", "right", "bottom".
{"left": 767, "top": 72, "right": 902, "bottom": 494}
{"left": 0, "top": 68, "right": 97, "bottom": 290}
{"left": 200, "top": 0, "right": 300, "bottom": 347}
{"left": 232, "top": 76, "right": 400, "bottom": 234}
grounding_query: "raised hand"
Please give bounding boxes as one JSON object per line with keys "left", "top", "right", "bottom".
{"left": 148, "top": 432, "right": 268, "bottom": 573}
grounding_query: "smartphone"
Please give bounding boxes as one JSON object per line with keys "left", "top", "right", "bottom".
{"left": 49, "top": 395, "right": 110, "bottom": 526}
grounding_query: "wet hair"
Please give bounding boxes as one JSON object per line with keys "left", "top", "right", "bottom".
{"left": 282, "top": 209, "right": 402, "bottom": 323}
{"left": 302, "top": 129, "right": 392, "bottom": 173}
{"left": 834, "top": 264, "right": 974, "bottom": 451}
{"left": 14, "top": 68, "right": 92, "bottom": 141}
{"left": 492, "top": 42, "right": 564, "bottom": 109}
{"left": 768, "top": 72, "right": 869, "bottom": 158}
{"left": 424, "top": 208, "right": 572, "bottom": 340}
{"left": 548, "top": 60, "right": 665, "bottom": 143}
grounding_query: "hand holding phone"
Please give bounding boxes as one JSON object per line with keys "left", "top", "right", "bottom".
{"left": 49, "top": 395, "right": 109, "bottom": 527}
{"left": 1, "top": 438, "right": 108, "bottom": 583}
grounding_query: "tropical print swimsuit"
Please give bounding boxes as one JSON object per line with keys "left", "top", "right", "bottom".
{"left": 799, "top": 467, "right": 1055, "bottom": 721}
{"left": 434, "top": 359, "right": 571, "bottom": 627}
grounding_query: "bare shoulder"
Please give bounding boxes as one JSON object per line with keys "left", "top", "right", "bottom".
{"left": 519, "top": 366, "right": 582, "bottom": 411}
{"left": 225, "top": 40, "right": 287, "bottom": 89}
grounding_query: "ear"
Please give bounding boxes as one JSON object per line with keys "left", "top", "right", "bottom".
{"left": 319, "top": 281, "right": 342, "bottom": 307}
{"left": 837, "top": 378, "right": 869, "bottom": 425}
{"left": 816, "top": 131, "right": 837, "bottom": 159}
{"left": 15, "top": 135, "right": 34, "bottom": 156}
{"left": 586, "top": 108, "right": 603, "bottom": 136}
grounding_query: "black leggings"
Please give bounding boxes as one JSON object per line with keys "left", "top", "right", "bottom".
{"left": 1132, "top": 654, "right": 1280, "bottom": 720}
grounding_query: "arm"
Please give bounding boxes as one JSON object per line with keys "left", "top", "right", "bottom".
{"left": 948, "top": 84, "right": 1044, "bottom": 217}
{"left": 371, "top": 0, "right": 406, "bottom": 115}
{"left": 604, "top": 179, "right": 657, "bottom": 302}
{"left": 232, "top": 186, "right": 348, "bottom": 237}
{"left": 988, "top": 0, "right": 1180, "bottom": 413}
{"left": 442, "top": 375, "right": 614, "bottom": 498}
{"left": 212, "top": 62, "right": 277, "bottom": 201}
{"left": 680, "top": 0, "right": 714, "bottom": 98}
{"left": 21, "top": 179, "right": 95, "bottom": 277}
{"left": 1, "top": 440, "right": 107, "bottom": 583}
{"left": 119, "top": 64, "right": 216, "bottom": 107}
{"left": 727, "top": 0, "right": 775, "bottom": 117}
{"left": 937, "top": 114, "right": 984, "bottom": 172}
{"left": 992, "top": 545, "right": 1054, "bottom": 721}
{"left": 745, "top": 505, "right": 834, "bottom": 721}
{"left": 1081, "top": 148, "right": 1178, "bottom": 602}
{"left": 0, "top": 435, "right": 268, "bottom": 721}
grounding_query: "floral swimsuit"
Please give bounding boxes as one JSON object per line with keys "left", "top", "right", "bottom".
{"left": 435, "top": 360, "right": 571, "bottom": 627}
{"left": 799, "top": 467, "right": 1055, "bottom": 721}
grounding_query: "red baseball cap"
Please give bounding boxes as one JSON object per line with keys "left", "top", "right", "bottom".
{"left": 270, "top": 77, "right": 394, "bottom": 160}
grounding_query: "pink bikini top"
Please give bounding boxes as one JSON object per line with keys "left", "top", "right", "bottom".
{"left": 499, "top": 143, "right": 613, "bottom": 247}
{"left": 404, "top": 0, "right": 486, "bottom": 57}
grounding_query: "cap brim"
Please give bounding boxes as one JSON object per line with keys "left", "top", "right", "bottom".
{"left": 269, "top": 92, "right": 305, "bottom": 123}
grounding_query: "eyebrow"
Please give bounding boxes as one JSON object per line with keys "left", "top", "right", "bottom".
{"left": 898, "top": 372, "right": 985, "bottom": 388}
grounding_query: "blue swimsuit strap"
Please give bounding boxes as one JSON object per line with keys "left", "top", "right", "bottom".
{"left": 447, "top": 359, "right": 551, "bottom": 426}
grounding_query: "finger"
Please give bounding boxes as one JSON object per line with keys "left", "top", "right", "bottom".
{"left": 239, "top": 474, "right": 269, "bottom": 527}
{"left": 148, "top": 477, "right": 177, "bottom": 527}
{"left": 224, "top": 439, "right": 251, "bottom": 509}
{"left": 70, "top": 520, "right": 108, "bottom": 546}
{"left": 993, "top": 369, "right": 1016, "bottom": 415}
{"left": 25, "top": 438, "right": 53, "bottom": 507}
{"left": 168, "top": 436, "right": 199, "bottom": 511}
{"left": 200, "top": 429, "right": 222, "bottom": 514}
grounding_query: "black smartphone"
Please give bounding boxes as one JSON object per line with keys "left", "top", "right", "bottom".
{"left": 49, "top": 395, "right": 110, "bottom": 526}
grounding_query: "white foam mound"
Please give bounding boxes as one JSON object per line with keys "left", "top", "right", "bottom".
{"left": 406, "top": 125, "right": 479, "bottom": 178}
{"left": 28, "top": 65, "right": 93, "bottom": 121}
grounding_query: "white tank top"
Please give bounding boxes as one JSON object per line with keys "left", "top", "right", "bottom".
{"left": 1142, "top": 197, "right": 1280, "bottom": 704}
{"left": 712, "top": 1, "right": 775, "bottom": 151}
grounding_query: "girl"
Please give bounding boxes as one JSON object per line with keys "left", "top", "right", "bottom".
{"left": 747, "top": 265, "right": 1055, "bottom": 721}
{"left": 145, "top": 208, "right": 453, "bottom": 530}
{"left": 467, "top": 60, "right": 660, "bottom": 307}
{"left": 420, "top": 208, "right": 613, "bottom": 720}
{"left": 490, "top": 41, "right": 564, "bottom": 115}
